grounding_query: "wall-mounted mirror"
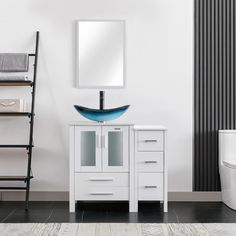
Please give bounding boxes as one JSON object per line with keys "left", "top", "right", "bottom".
{"left": 76, "top": 20, "right": 125, "bottom": 88}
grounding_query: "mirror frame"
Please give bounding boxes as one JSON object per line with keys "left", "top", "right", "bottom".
{"left": 76, "top": 20, "right": 126, "bottom": 89}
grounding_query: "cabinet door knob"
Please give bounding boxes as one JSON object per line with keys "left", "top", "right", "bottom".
{"left": 144, "top": 186, "right": 157, "bottom": 188}
{"left": 144, "top": 161, "right": 157, "bottom": 164}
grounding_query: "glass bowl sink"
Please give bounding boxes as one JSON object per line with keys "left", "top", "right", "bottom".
{"left": 74, "top": 105, "right": 130, "bottom": 122}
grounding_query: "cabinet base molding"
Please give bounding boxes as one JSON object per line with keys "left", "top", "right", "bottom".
{"left": 168, "top": 192, "right": 222, "bottom": 202}
{"left": 0, "top": 191, "right": 222, "bottom": 202}
{"left": 0, "top": 191, "right": 69, "bottom": 201}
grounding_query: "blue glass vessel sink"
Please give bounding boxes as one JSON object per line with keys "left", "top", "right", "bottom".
{"left": 74, "top": 105, "right": 130, "bottom": 122}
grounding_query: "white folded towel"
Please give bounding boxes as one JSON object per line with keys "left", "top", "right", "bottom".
{"left": 0, "top": 75, "right": 28, "bottom": 81}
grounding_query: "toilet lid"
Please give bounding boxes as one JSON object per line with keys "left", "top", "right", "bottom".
{"left": 223, "top": 160, "right": 236, "bottom": 169}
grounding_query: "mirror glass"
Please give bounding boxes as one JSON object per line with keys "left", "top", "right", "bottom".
{"left": 77, "top": 20, "right": 125, "bottom": 88}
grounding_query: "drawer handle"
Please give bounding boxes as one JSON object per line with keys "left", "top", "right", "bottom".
{"left": 144, "top": 140, "right": 157, "bottom": 143}
{"left": 144, "top": 186, "right": 157, "bottom": 189}
{"left": 89, "top": 192, "right": 114, "bottom": 195}
{"left": 89, "top": 178, "right": 114, "bottom": 181}
{"left": 144, "top": 161, "right": 157, "bottom": 164}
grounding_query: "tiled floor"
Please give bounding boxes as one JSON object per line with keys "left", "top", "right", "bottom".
{"left": 0, "top": 201, "right": 236, "bottom": 223}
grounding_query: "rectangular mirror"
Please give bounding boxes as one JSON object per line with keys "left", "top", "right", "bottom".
{"left": 76, "top": 20, "right": 125, "bottom": 88}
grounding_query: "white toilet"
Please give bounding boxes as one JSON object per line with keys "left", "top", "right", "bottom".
{"left": 219, "top": 130, "right": 236, "bottom": 210}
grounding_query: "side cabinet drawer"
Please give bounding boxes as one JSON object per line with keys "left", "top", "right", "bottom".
{"left": 137, "top": 152, "right": 164, "bottom": 172}
{"left": 138, "top": 173, "right": 164, "bottom": 200}
{"left": 137, "top": 131, "right": 164, "bottom": 151}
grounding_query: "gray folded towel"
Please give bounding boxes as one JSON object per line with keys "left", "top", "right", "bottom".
{"left": 0, "top": 75, "right": 28, "bottom": 81}
{"left": 0, "top": 53, "right": 29, "bottom": 72}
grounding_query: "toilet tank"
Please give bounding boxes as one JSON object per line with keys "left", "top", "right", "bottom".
{"left": 219, "top": 130, "right": 236, "bottom": 163}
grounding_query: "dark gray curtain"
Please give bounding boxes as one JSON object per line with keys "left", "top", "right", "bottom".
{"left": 194, "top": 0, "right": 236, "bottom": 191}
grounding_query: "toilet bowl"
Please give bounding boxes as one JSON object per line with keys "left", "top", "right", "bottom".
{"left": 219, "top": 130, "right": 236, "bottom": 210}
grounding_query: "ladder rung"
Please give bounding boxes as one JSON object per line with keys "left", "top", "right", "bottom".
{"left": 0, "top": 176, "right": 33, "bottom": 181}
{"left": 0, "top": 145, "right": 33, "bottom": 148}
{"left": 0, "top": 81, "right": 33, "bottom": 87}
{"left": 0, "top": 112, "right": 31, "bottom": 117}
{"left": 0, "top": 187, "right": 27, "bottom": 190}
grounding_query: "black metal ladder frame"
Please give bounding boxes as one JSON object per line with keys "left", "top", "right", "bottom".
{"left": 0, "top": 31, "right": 39, "bottom": 210}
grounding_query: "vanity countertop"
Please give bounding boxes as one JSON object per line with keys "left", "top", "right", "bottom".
{"left": 133, "top": 125, "right": 167, "bottom": 131}
{"left": 69, "top": 121, "right": 134, "bottom": 126}
{"left": 69, "top": 122, "right": 167, "bottom": 130}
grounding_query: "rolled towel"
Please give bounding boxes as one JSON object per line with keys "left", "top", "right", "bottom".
{"left": 0, "top": 53, "right": 29, "bottom": 72}
{"left": 0, "top": 75, "right": 28, "bottom": 81}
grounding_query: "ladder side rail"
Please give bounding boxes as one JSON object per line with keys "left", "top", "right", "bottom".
{"left": 25, "top": 31, "right": 39, "bottom": 210}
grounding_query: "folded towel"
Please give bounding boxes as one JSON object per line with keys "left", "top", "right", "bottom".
{"left": 0, "top": 75, "right": 28, "bottom": 81}
{"left": 0, "top": 53, "right": 29, "bottom": 72}
{"left": 0, "top": 99, "right": 25, "bottom": 112}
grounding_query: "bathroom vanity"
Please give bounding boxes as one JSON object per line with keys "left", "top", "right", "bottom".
{"left": 71, "top": 21, "right": 167, "bottom": 213}
{"left": 69, "top": 122, "right": 167, "bottom": 212}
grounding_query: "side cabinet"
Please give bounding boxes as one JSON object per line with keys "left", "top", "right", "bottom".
{"left": 134, "top": 126, "right": 168, "bottom": 212}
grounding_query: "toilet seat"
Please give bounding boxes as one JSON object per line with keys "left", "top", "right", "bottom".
{"left": 223, "top": 160, "right": 236, "bottom": 169}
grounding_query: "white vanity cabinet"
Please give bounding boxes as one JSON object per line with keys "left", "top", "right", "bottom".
{"left": 69, "top": 123, "right": 167, "bottom": 213}
{"left": 70, "top": 123, "right": 133, "bottom": 212}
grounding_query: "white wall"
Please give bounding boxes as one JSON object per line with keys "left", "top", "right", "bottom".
{"left": 0, "top": 0, "right": 193, "bottom": 192}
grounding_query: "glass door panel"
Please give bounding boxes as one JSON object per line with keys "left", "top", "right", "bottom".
{"left": 108, "top": 132, "right": 123, "bottom": 166}
{"left": 75, "top": 126, "right": 101, "bottom": 172}
{"left": 103, "top": 126, "right": 129, "bottom": 172}
{"left": 81, "top": 131, "right": 96, "bottom": 166}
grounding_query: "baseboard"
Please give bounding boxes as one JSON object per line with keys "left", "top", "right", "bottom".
{"left": 0, "top": 191, "right": 69, "bottom": 201}
{"left": 168, "top": 192, "right": 222, "bottom": 201}
{"left": 0, "top": 191, "right": 222, "bottom": 202}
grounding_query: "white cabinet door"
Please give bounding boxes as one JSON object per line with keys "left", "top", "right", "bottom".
{"left": 75, "top": 126, "right": 102, "bottom": 172}
{"left": 102, "top": 126, "right": 129, "bottom": 172}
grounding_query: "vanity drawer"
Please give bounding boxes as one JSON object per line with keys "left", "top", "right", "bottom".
{"left": 137, "top": 131, "right": 164, "bottom": 152}
{"left": 75, "top": 173, "right": 129, "bottom": 187}
{"left": 138, "top": 173, "right": 164, "bottom": 200}
{"left": 136, "top": 152, "right": 164, "bottom": 172}
{"left": 75, "top": 186, "right": 129, "bottom": 200}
